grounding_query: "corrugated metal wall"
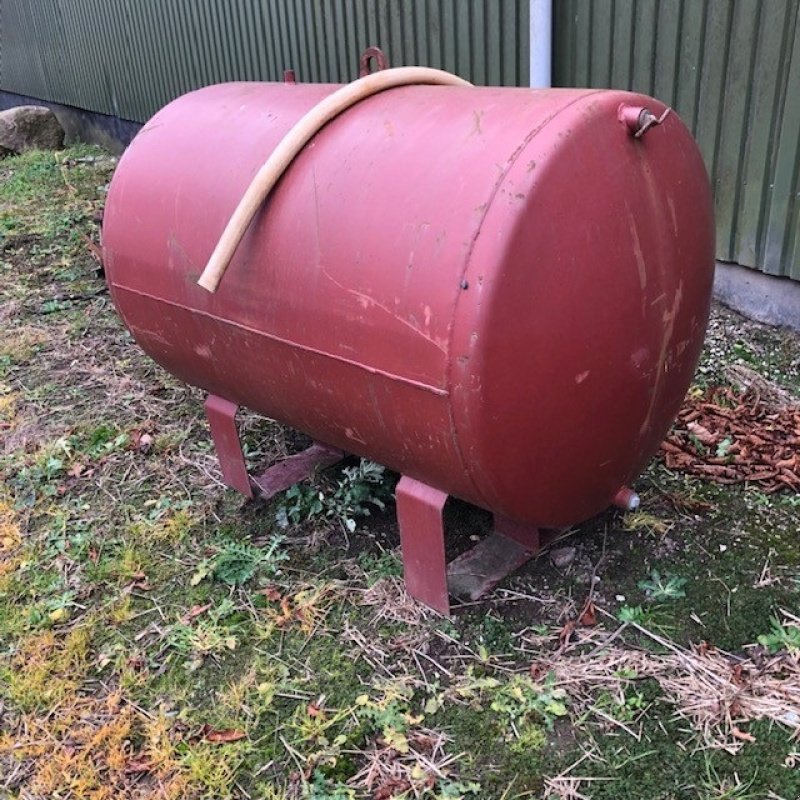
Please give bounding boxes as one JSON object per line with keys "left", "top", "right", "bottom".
{"left": 3, "top": 1, "right": 797, "bottom": 281}
{"left": 554, "top": 0, "right": 800, "bottom": 280}
{"left": 0, "top": 0, "right": 529, "bottom": 123}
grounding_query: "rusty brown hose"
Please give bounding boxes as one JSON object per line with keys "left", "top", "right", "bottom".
{"left": 197, "top": 66, "right": 473, "bottom": 293}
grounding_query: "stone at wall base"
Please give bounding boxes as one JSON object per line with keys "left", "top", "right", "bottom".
{"left": 714, "top": 261, "right": 800, "bottom": 331}
{"left": 0, "top": 106, "right": 65, "bottom": 153}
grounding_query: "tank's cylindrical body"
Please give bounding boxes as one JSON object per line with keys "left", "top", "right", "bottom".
{"left": 103, "top": 81, "right": 714, "bottom": 527}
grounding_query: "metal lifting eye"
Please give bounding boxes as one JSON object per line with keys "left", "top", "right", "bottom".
{"left": 359, "top": 46, "right": 389, "bottom": 77}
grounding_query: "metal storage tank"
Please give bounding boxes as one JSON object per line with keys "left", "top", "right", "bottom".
{"left": 103, "top": 68, "right": 714, "bottom": 611}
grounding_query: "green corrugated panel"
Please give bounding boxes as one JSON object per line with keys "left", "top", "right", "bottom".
{"left": 554, "top": 0, "right": 800, "bottom": 280}
{"left": 1, "top": 1, "right": 529, "bottom": 124}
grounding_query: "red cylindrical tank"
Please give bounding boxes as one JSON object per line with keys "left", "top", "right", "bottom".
{"left": 102, "top": 81, "right": 714, "bottom": 528}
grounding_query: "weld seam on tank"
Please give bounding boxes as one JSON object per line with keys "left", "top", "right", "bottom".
{"left": 112, "top": 284, "right": 450, "bottom": 397}
{"left": 443, "top": 90, "right": 605, "bottom": 512}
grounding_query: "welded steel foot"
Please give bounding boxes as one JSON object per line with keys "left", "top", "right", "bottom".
{"left": 395, "top": 476, "right": 544, "bottom": 615}
{"left": 205, "top": 394, "right": 344, "bottom": 501}
{"left": 205, "top": 395, "right": 253, "bottom": 498}
{"left": 395, "top": 476, "right": 450, "bottom": 615}
{"left": 250, "top": 442, "right": 344, "bottom": 501}
{"left": 448, "top": 514, "right": 543, "bottom": 603}
{"left": 494, "top": 514, "right": 541, "bottom": 549}
{"left": 447, "top": 533, "right": 536, "bottom": 602}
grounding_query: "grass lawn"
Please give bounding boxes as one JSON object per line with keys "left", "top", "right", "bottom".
{"left": 1, "top": 145, "right": 799, "bottom": 800}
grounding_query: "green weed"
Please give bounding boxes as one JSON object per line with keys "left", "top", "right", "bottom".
{"left": 757, "top": 615, "right": 800, "bottom": 653}
{"left": 357, "top": 549, "right": 403, "bottom": 585}
{"left": 276, "top": 459, "right": 392, "bottom": 532}
{"left": 193, "top": 535, "right": 287, "bottom": 586}
{"left": 637, "top": 569, "right": 688, "bottom": 601}
{"left": 305, "top": 772, "right": 356, "bottom": 799}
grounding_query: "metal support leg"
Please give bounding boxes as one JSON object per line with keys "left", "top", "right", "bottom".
{"left": 205, "top": 394, "right": 344, "bottom": 501}
{"left": 205, "top": 395, "right": 253, "bottom": 498}
{"left": 395, "top": 475, "right": 450, "bottom": 615}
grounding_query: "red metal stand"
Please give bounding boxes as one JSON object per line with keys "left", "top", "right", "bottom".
{"left": 204, "top": 395, "right": 344, "bottom": 501}
{"left": 494, "top": 514, "right": 541, "bottom": 550}
{"left": 205, "top": 398, "right": 552, "bottom": 615}
{"left": 205, "top": 395, "right": 253, "bottom": 498}
{"left": 395, "top": 475, "right": 545, "bottom": 615}
{"left": 395, "top": 476, "right": 450, "bottom": 615}
{"left": 250, "top": 442, "right": 345, "bottom": 499}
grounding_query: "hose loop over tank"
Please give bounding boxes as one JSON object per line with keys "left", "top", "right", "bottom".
{"left": 197, "top": 66, "right": 473, "bottom": 293}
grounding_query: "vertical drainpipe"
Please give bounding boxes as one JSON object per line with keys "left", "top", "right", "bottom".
{"left": 529, "top": 0, "right": 552, "bottom": 88}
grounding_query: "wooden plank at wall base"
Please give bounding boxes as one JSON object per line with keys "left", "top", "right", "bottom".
{"left": 553, "top": 0, "right": 800, "bottom": 281}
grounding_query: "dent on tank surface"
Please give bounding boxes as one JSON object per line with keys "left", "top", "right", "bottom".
{"left": 102, "top": 57, "right": 714, "bottom": 613}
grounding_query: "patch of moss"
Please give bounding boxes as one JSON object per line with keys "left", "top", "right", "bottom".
{"left": 552, "top": 706, "right": 800, "bottom": 799}
{"left": 437, "top": 704, "right": 545, "bottom": 796}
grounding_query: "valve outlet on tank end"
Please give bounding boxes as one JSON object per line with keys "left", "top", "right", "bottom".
{"left": 618, "top": 103, "right": 671, "bottom": 138}
{"left": 612, "top": 486, "right": 641, "bottom": 512}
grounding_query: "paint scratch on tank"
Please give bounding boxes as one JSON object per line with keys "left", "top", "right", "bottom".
{"left": 312, "top": 164, "right": 322, "bottom": 264}
{"left": 630, "top": 346, "right": 649, "bottom": 369}
{"left": 574, "top": 370, "right": 590, "bottom": 384}
{"left": 667, "top": 195, "right": 678, "bottom": 234}
{"left": 132, "top": 324, "right": 172, "bottom": 349}
{"left": 367, "top": 381, "right": 386, "bottom": 436}
{"left": 627, "top": 209, "right": 647, "bottom": 292}
{"left": 320, "top": 266, "right": 447, "bottom": 354}
{"left": 639, "top": 282, "right": 683, "bottom": 436}
{"left": 344, "top": 427, "right": 367, "bottom": 445}
{"left": 168, "top": 233, "right": 195, "bottom": 274}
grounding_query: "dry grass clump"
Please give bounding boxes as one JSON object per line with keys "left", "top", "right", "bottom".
{"left": 0, "top": 385, "right": 18, "bottom": 430}
{"left": 3, "top": 626, "right": 92, "bottom": 712}
{"left": 538, "top": 634, "right": 800, "bottom": 752}
{"left": 361, "top": 577, "right": 433, "bottom": 627}
{"left": 543, "top": 749, "right": 611, "bottom": 800}
{"left": 1, "top": 692, "right": 192, "bottom": 800}
{"left": 350, "top": 727, "right": 463, "bottom": 799}
{"left": 0, "top": 493, "right": 21, "bottom": 559}
{"left": 0, "top": 324, "right": 49, "bottom": 363}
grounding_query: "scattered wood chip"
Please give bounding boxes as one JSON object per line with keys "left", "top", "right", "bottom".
{"left": 179, "top": 603, "right": 211, "bottom": 624}
{"left": 199, "top": 725, "right": 247, "bottom": 744}
{"left": 661, "top": 385, "right": 800, "bottom": 492}
{"left": 578, "top": 602, "right": 597, "bottom": 627}
{"left": 731, "top": 726, "right": 756, "bottom": 743}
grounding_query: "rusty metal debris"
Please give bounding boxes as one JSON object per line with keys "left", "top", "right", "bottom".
{"left": 661, "top": 385, "right": 800, "bottom": 492}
